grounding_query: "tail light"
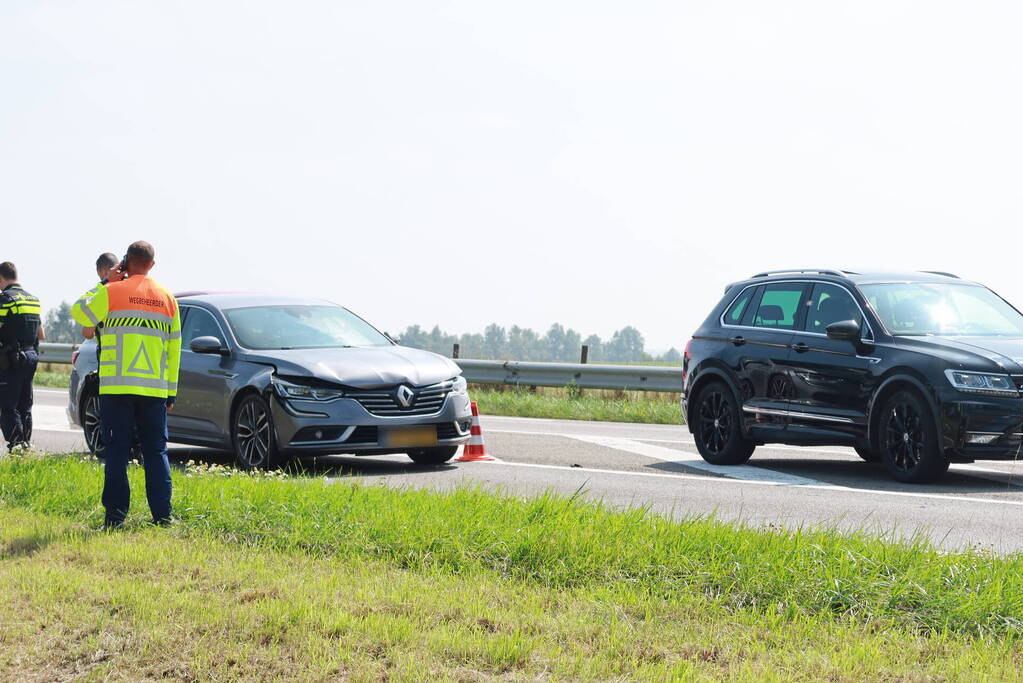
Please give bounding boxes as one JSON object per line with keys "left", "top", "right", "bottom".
{"left": 71, "top": 349, "right": 80, "bottom": 366}
{"left": 682, "top": 339, "right": 693, "bottom": 381}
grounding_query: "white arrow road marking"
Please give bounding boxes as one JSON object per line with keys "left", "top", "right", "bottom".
{"left": 485, "top": 460, "right": 1023, "bottom": 508}
{"left": 487, "top": 428, "right": 855, "bottom": 455}
{"left": 563, "top": 434, "right": 833, "bottom": 487}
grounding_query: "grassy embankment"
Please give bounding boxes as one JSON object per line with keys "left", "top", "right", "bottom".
{"left": 0, "top": 454, "right": 1021, "bottom": 680}
{"left": 470, "top": 385, "right": 682, "bottom": 424}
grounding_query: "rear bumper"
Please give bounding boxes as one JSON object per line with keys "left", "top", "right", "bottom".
{"left": 269, "top": 389, "right": 474, "bottom": 455}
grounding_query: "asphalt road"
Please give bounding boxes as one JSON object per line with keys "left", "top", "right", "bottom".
{"left": 21, "top": 387, "right": 1023, "bottom": 553}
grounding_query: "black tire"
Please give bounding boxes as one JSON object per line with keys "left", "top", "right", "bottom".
{"left": 232, "top": 394, "right": 286, "bottom": 470}
{"left": 854, "top": 444, "right": 881, "bottom": 462}
{"left": 879, "top": 390, "right": 949, "bottom": 483}
{"left": 81, "top": 386, "right": 105, "bottom": 458}
{"left": 407, "top": 446, "right": 459, "bottom": 465}
{"left": 693, "top": 381, "right": 755, "bottom": 465}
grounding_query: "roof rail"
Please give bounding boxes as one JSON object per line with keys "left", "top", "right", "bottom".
{"left": 920, "top": 271, "right": 960, "bottom": 279}
{"left": 751, "top": 269, "right": 849, "bottom": 278}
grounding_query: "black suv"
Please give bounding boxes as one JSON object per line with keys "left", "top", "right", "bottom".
{"left": 682, "top": 269, "right": 1023, "bottom": 483}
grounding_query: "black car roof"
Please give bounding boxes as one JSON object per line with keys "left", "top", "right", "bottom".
{"left": 730, "top": 269, "right": 982, "bottom": 290}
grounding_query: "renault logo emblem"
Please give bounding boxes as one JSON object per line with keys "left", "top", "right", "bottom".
{"left": 396, "top": 385, "right": 415, "bottom": 408}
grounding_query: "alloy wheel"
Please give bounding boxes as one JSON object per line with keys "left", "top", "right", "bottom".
{"left": 698, "top": 391, "right": 732, "bottom": 454}
{"left": 236, "top": 400, "right": 271, "bottom": 468}
{"left": 83, "top": 393, "right": 103, "bottom": 456}
{"left": 884, "top": 401, "right": 925, "bottom": 472}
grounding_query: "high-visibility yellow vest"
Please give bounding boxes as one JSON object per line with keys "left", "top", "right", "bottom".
{"left": 72, "top": 275, "right": 181, "bottom": 399}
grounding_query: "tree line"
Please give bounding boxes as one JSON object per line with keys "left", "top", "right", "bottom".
{"left": 42, "top": 302, "right": 682, "bottom": 364}
{"left": 395, "top": 323, "right": 682, "bottom": 364}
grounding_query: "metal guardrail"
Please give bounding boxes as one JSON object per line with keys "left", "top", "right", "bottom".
{"left": 35, "top": 343, "right": 683, "bottom": 393}
{"left": 37, "top": 342, "right": 80, "bottom": 364}
{"left": 457, "top": 359, "right": 681, "bottom": 392}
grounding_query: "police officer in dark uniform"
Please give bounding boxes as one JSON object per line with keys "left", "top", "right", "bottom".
{"left": 0, "top": 261, "right": 44, "bottom": 452}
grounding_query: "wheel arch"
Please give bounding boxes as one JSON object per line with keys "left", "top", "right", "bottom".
{"left": 227, "top": 365, "right": 278, "bottom": 444}
{"left": 867, "top": 371, "right": 942, "bottom": 451}
{"left": 228, "top": 376, "right": 286, "bottom": 458}
{"left": 686, "top": 365, "right": 743, "bottom": 434}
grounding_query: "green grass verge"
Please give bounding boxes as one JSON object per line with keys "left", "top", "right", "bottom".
{"left": 472, "top": 388, "right": 682, "bottom": 424}
{"left": 0, "top": 456, "right": 1022, "bottom": 680}
{"left": 1, "top": 505, "right": 1017, "bottom": 680}
{"left": 32, "top": 371, "right": 71, "bottom": 388}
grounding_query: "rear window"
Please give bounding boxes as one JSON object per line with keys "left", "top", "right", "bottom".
{"left": 752, "top": 283, "right": 805, "bottom": 330}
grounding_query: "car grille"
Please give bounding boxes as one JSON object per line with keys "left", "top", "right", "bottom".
{"left": 1013, "top": 376, "right": 1023, "bottom": 393}
{"left": 348, "top": 381, "right": 453, "bottom": 416}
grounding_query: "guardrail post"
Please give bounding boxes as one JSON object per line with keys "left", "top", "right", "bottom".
{"left": 452, "top": 343, "right": 460, "bottom": 359}
{"left": 580, "top": 345, "right": 589, "bottom": 364}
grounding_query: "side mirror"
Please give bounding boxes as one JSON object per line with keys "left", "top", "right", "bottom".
{"left": 825, "top": 320, "right": 861, "bottom": 342}
{"left": 191, "top": 335, "right": 229, "bottom": 355}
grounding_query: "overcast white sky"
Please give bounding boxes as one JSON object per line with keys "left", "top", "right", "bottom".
{"left": 2, "top": 1, "right": 1022, "bottom": 351}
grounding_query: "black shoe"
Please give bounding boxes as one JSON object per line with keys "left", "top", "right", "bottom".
{"left": 102, "top": 519, "right": 125, "bottom": 531}
{"left": 153, "top": 517, "right": 178, "bottom": 527}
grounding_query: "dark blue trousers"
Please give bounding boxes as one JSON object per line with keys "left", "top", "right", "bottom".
{"left": 99, "top": 395, "right": 172, "bottom": 526}
{"left": 0, "top": 349, "right": 37, "bottom": 446}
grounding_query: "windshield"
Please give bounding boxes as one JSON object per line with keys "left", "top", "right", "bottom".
{"left": 859, "top": 283, "right": 1023, "bottom": 337}
{"left": 224, "top": 305, "right": 391, "bottom": 350}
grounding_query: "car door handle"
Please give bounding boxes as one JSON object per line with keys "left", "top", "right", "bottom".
{"left": 791, "top": 342, "right": 810, "bottom": 353}
{"left": 729, "top": 336, "right": 746, "bottom": 346}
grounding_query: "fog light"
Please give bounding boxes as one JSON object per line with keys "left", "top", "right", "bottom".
{"left": 965, "top": 432, "right": 1000, "bottom": 444}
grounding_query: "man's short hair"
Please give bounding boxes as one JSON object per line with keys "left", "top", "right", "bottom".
{"left": 96, "top": 252, "right": 118, "bottom": 271}
{"left": 0, "top": 262, "right": 16, "bottom": 281}
{"left": 126, "top": 241, "right": 155, "bottom": 267}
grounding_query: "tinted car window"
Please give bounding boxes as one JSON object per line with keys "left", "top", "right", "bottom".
{"left": 805, "top": 283, "right": 863, "bottom": 334}
{"left": 724, "top": 287, "right": 755, "bottom": 325}
{"left": 181, "top": 307, "right": 224, "bottom": 350}
{"left": 752, "top": 283, "right": 805, "bottom": 329}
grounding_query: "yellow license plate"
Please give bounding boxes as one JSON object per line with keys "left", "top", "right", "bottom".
{"left": 380, "top": 426, "right": 438, "bottom": 448}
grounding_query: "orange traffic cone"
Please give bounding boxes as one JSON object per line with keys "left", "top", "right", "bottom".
{"left": 456, "top": 401, "right": 496, "bottom": 462}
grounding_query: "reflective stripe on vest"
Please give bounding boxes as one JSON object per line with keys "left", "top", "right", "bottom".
{"left": 71, "top": 277, "right": 181, "bottom": 399}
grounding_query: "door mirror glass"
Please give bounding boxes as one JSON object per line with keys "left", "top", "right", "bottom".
{"left": 825, "top": 320, "right": 861, "bottom": 342}
{"left": 191, "top": 335, "right": 228, "bottom": 355}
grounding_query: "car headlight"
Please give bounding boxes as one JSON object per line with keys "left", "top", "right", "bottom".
{"left": 272, "top": 377, "right": 345, "bottom": 401}
{"left": 451, "top": 376, "right": 468, "bottom": 393}
{"left": 944, "top": 370, "right": 1018, "bottom": 397}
